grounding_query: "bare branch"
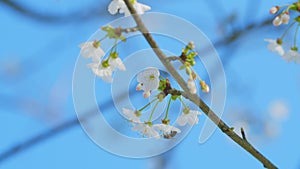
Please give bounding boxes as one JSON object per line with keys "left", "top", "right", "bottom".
{"left": 122, "top": 0, "right": 278, "bottom": 168}
{"left": 0, "top": 0, "right": 108, "bottom": 24}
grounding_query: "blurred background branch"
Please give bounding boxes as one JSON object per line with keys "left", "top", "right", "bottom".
{"left": 0, "top": 0, "right": 109, "bottom": 23}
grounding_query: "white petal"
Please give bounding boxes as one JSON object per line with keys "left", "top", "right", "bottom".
{"left": 137, "top": 67, "right": 160, "bottom": 92}
{"left": 264, "top": 39, "right": 284, "bottom": 56}
{"left": 108, "top": 0, "right": 124, "bottom": 15}
{"left": 136, "top": 83, "right": 144, "bottom": 91}
{"left": 87, "top": 63, "right": 113, "bottom": 83}
{"left": 176, "top": 114, "right": 188, "bottom": 126}
{"left": 80, "top": 42, "right": 105, "bottom": 60}
{"left": 186, "top": 114, "right": 198, "bottom": 125}
{"left": 132, "top": 123, "right": 160, "bottom": 139}
{"left": 282, "top": 14, "right": 290, "bottom": 24}
{"left": 122, "top": 108, "right": 140, "bottom": 123}
{"left": 143, "top": 91, "right": 151, "bottom": 98}
{"left": 109, "top": 58, "right": 126, "bottom": 71}
{"left": 137, "top": 67, "right": 160, "bottom": 82}
{"left": 273, "top": 16, "right": 282, "bottom": 26}
{"left": 153, "top": 124, "right": 181, "bottom": 133}
{"left": 134, "top": 2, "right": 150, "bottom": 15}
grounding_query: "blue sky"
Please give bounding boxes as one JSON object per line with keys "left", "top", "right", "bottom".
{"left": 0, "top": 0, "right": 300, "bottom": 169}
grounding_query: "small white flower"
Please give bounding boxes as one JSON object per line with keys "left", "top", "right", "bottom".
{"left": 264, "top": 39, "right": 284, "bottom": 56}
{"left": 269, "top": 6, "right": 279, "bottom": 14}
{"left": 177, "top": 109, "right": 202, "bottom": 126}
{"left": 137, "top": 67, "right": 160, "bottom": 98}
{"left": 281, "top": 13, "right": 290, "bottom": 24}
{"left": 108, "top": 0, "right": 151, "bottom": 17}
{"left": 109, "top": 57, "right": 126, "bottom": 71}
{"left": 87, "top": 63, "right": 113, "bottom": 82}
{"left": 132, "top": 123, "right": 160, "bottom": 139}
{"left": 80, "top": 41, "right": 105, "bottom": 62}
{"left": 273, "top": 16, "right": 282, "bottom": 26}
{"left": 282, "top": 49, "right": 300, "bottom": 63}
{"left": 187, "top": 78, "right": 197, "bottom": 94}
{"left": 122, "top": 108, "right": 140, "bottom": 123}
{"left": 108, "top": 0, "right": 126, "bottom": 15}
{"left": 295, "top": 54, "right": 300, "bottom": 64}
{"left": 153, "top": 124, "right": 181, "bottom": 134}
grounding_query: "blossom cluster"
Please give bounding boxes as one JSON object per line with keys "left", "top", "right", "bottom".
{"left": 80, "top": 26, "right": 127, "bottom": 82}
{"left": 122, "top": 67, "right": 202, "bottom": 139}
{"left": 80, "top": 1, "right": 209, "bottom": 139}
{"left": 266, "top": 2, "right": 300, "bottom": 64}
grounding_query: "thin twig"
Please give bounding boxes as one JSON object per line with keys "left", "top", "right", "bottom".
{"left": 241, "top": 127, "right": 248, "bottom": 141}
{"left": 123, "top": 0, "right": 277, "bottom": 168}
{"left": 165, "top": 56, "right": 181, "bottom": 62}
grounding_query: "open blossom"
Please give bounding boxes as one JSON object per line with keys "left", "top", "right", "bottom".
{"left": 153, "top": 124, "right": 181, "bottom": 135}
{"left": 87, "top": 63, "right": 113, "bottom": 82}
{"left": 132, "top": 123, "right": 160, "bottom": 139}
{"left": 282, "top": 49, "right": 300, "bottom": 63}
{"left": 137, "top": 67, "right": 160, "bottom": 98}
{"left": 80, "top": 41, "right": 105, "bottom": 62}
{"left": 108, "top": 0, "right": 151, "bottom": 17}
{"left": 122, "top": 108, "right": 140, "bottom": 123}
{"left": 108, "top": 0, "right": 125, "bottom": 15}
{"left": 187, "top": 78, "right": 197, "bottom": 94}
{"left": 264, "top": 39, "right": 284, "bottom": 56}
{"left": 177, "top": 108, "right": 202, "bottom": 126}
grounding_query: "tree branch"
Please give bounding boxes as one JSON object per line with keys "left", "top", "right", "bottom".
{"left": 122, "top": 0, "right": 277, "bottom": 168}
{"left": 0, "top": 0, "right": 108, "bottom": 24}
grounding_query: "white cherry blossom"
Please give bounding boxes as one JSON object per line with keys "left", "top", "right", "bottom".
{"left": 87, "top": 63, "right": 113, "bottom": 82}
{"left": 269, "top": 6, "right": 279, "bottom": 14}
{"left": 108, "top": 0, "right": 151, "bottom": 17}
{"left": 80, "top": 41, "right": 105, "bottom": 62}
{"left": 122, "top": 108, "right": 140, "bottom": 123}
{"left": 132, "top": 123, "right": 160, "bottom": 139}
{"left": 264, "top": 39, "right": 284, "bottom": 56}
{"left": 282, "top": 49, "right": 300, "bottom": 63}
{"left": 137, "top": 67, "right": 160, "bottom": 98}
{"left": 108, "top": 0, "right": 126, "bottom": 15}
{"left": 177, "top": 109, "right": 202, "bottom": 126}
